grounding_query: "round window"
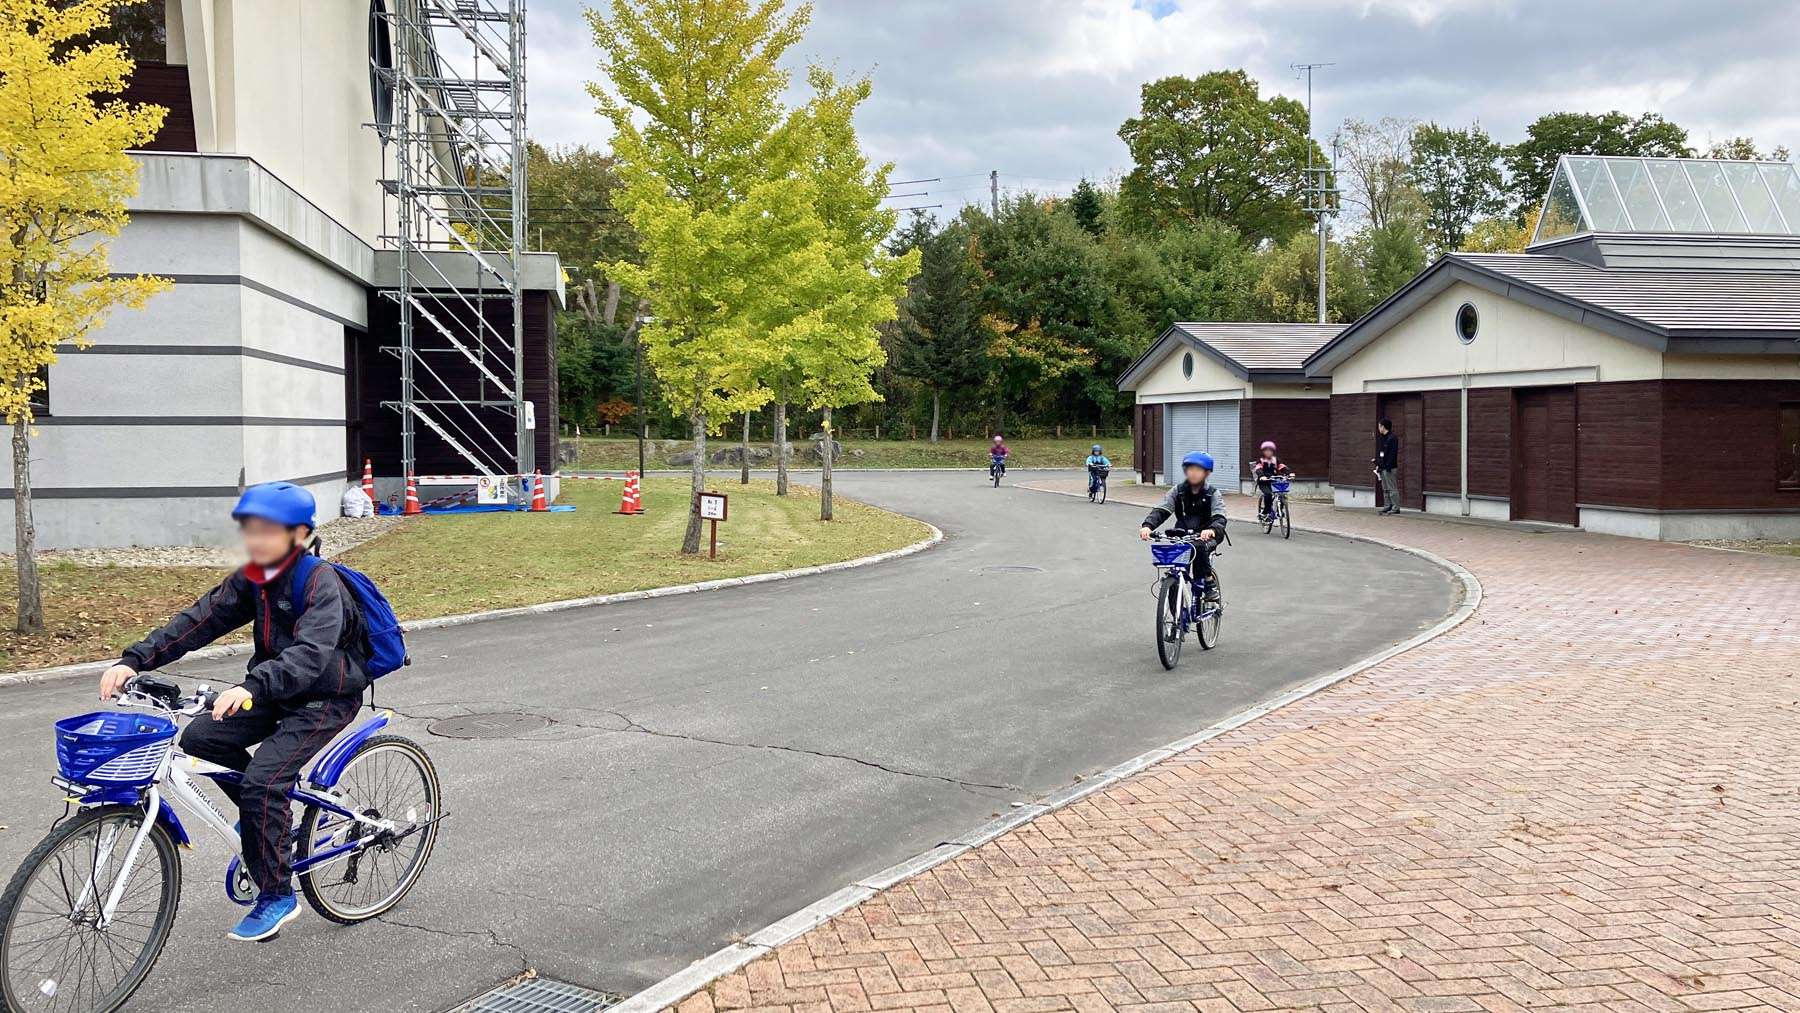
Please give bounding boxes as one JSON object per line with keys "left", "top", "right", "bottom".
{"left": 1455, "top": 302, "right": 1479, "bottom": 344}
{"left": 1181, "top": 351, "right": 1194, "bottom": 379}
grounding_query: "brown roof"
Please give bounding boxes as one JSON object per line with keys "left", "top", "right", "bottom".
{"left": 1451, "top": 252, "right": 1800, "bottom": 335}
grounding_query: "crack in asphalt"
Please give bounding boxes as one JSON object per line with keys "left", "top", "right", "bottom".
{"left": 590, "top": 708, "right": 1027, "bottom": 798}
{"left": 377, "top": 915, "right": 531, "bottom": 973}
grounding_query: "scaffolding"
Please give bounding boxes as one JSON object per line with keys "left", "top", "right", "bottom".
{"left": 371, "top": 0, "right": 530, "bottom": 479}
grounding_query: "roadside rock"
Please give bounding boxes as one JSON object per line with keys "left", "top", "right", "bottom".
{"left": 667, "top": 450, "right": 697, "bottom": 467}
{"left": 709, "top": 446, "right": 773, "bottom": 465}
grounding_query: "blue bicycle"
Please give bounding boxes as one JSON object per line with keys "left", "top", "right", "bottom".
{"left": 1149, "top": 532, "right": 1224, "bottom": 670}
{"left": 1258, "top": 473, "right": 1292, "bottom": 540}
{"left": 1087, "top": 464, "right": 1110, "bottom": 504}
{"left": 0, "top": 675, "right": 441, "bottom": 1012}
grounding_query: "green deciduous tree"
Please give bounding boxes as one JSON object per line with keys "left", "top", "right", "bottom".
{"left": 0, "top": 0, "right": 169, "bottom": 631}
{"left": 589, "top": 0, "right": 812, "bottom": 553}
{"left": 1356, "top": 220, "right": 1426, "bottom": 301}
{"left": 1117, "top": 70, "right": 1319, "bottom": 243}
{"left": 1506, "top": 111, "right": 1690, "bottom": 218}
{"left": 1252, "top": 232, "right": 1373, "bottom": 325}
{"left": 1705, "top": 137, "right": 1792, "bottom": 162}
{"left": 1409, "top": 122, "right": 1506, "bottom": 255}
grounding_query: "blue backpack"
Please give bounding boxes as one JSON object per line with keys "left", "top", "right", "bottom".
{"left": 290, "top": 553, "right": 409, "bottom": 678}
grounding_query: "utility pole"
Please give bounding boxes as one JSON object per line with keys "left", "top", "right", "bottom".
{"left": 1294, "top": 62, "right": 1339, "bottom": 324}
{"left": 990, "top": 169, "right": 1000, "bottom": 218}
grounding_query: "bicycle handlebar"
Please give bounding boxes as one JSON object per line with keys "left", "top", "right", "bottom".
{"left": 118, "top": 675, "right": 249, "bottom": 717}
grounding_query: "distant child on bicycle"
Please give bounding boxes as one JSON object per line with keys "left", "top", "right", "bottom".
{"left": 97, "top": 482, "right": 370, "bottom": 943}
{"left": 1138, "top": 451, "right": 1228, "bottom": 601}
{"left": 990, "top": 435, "right": 1010, "bottom": 476}
{"left": 1251, "top": 441, "right": 1290, "bottom": 521}
{"left": 1085, "top": 444, "right": 1111, "bottom": 496}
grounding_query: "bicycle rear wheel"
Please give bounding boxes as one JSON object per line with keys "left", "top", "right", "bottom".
{"left": 1155, "top": 574, "right": 1184, "bottom": 670}
{"left": 0, "top": 805, "right": 181, "bottom": 1013}
{"left": 297, "top": 735, "right": 441, "bottom": 924}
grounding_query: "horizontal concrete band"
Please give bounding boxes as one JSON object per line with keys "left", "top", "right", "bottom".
{"left": 0, "top": 470, "right": 345, "bottom": 500}
{"left": 105, "top": 271, "right": 366, "bottom": 334}
{"left": 61, "top": 341, "right": 347, "bottom": 377}
{"left": 38, "top": 416, "right": 346, "bottom": 427}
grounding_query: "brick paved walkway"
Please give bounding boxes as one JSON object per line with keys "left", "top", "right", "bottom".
{"left": 676, "top": 484, "right": 1800, "bottom": 1013}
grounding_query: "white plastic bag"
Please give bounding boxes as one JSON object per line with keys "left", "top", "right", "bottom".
{"left": 340, "top": 485, "right": 374, "bottom": 519}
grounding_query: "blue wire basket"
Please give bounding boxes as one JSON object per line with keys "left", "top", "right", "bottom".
{"left": 1149, "top": 542, "right": 1194, "bottom": 567}
{"left": 1272, "top": 477, "right": 1292, "bottom": 493}
{"left": 55, "top": 711, "right": 178, "bottom": 786}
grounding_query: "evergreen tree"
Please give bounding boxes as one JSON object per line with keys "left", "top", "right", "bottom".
{"left": 1069, "top": 178, "right": 1105, "bottom": 237}
{"left": 892, "top": 218, "right": 985, "bottom": 442}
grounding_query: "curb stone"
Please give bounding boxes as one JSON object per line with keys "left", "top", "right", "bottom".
{"left": 605, "top": 498, "right": 1482, "bottom": 1013}
{"left": 0, "top": 523, "right": 946, "bottom": 691}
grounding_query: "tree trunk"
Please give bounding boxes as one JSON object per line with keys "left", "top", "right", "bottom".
{"left": 739, "top": 411, "right": 750, "bottom": 485}
{"left": 13, "top": 417, "right": 42, "bottom": 632}
{"left": 819, "top": 406, "right": 834, "bottom": 521}
{"left": 774, "top": 401, "right": 789, "bottom": 496}
{"left": 681, "top": 407, "right": 706, "bottom": 554}
{"left": 929, "top": 390, "right": 940, "bottom": 444}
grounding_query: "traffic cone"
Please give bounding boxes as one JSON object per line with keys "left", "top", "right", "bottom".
{"left": 360, "top": 459, "right": 375, "bottom": 502}
{"left": 530, "top": 470, "right": 549, "bottom": 512}
{"left": 616, "top": 470, "right": 643, "bottom": 515}
{"left": 403, "top": 472, "right": 422, "bottom": 515}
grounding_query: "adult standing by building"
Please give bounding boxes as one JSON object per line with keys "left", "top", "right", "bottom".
{"left": 1375, "top": 418, "right": 1401, "bottom": 515}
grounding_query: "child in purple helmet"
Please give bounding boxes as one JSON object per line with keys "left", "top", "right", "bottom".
{"left": 98, "top": 482, "right": 370, "bottom": 943}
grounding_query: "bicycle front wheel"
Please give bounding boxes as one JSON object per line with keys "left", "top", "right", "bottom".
{"left": 1097, "top": 481, "right": 1106, "bottom": 505}
{"left": 0, "top": 805, "right": 181, "bottom": 1013}
{"left": 1280, "top": 498, "right": 1292, "bottom": 539}
{"left": 1155, "top": 574, "right": 1184, "bottom": 670}
{"left": 297, "top": 735, "right": 441, "bottom": 924}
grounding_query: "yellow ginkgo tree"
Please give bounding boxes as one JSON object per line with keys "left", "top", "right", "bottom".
{"left": 0, "top": 0, "right": 168, "bottom": 631}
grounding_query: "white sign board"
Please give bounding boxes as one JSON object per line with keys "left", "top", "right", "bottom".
{"left": 697, "top": 492, "right": 728, "bottom": 521}
{"left": 476, "top": 475, "right": 510, "bottom": 505}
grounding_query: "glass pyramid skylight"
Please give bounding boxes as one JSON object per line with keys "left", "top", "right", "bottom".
{"left": 1531, "top": 155, "right": 1800, "bottom": 244}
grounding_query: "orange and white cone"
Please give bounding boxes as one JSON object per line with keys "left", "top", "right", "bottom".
{"left": 360, "top": 459, "right": 375, "bottom": 502}
{"left": 616, "top": 470, "right": 643, "bottom": 515}
{"left": 403, "top": 472, "right": 422, "bottom": 515}
{"left": 530, "top": 470, "right": 549, "bottom": 512}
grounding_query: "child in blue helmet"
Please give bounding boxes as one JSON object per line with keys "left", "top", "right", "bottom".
{"left": 1084, "top": 443, "right": 1111, "bottom": 496}
{"left": 98, "top": 482, "right": 370, "bottom": 943}
{"left": 1138, "top": 451, "right": 1228, "bottom": 601}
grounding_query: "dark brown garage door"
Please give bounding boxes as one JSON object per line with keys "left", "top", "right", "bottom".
{"left": 1135, "top": 404, "right": 1163, "bottom": 484}
{"left": 1377, "top": 393, "right": 1425, "bottom": 510}
{"left": 1514, "top": 387, "right": 1578, "bottom": 525}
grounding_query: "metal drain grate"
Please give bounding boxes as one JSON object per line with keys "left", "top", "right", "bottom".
{"left": 451, "top": 976, "right": 621, "bottom": 1013}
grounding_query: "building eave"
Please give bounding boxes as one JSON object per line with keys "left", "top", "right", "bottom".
{"left": 1116, "top": 325, "right": 1253, "bottom": 391}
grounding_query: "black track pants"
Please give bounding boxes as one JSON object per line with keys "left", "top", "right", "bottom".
{"left": 180, "top": 696, "right": 361, "bottom": 895}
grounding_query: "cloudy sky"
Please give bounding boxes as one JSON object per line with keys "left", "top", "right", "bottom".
{"left": 527, "top": 0, "right": 1800, "bottom": 210}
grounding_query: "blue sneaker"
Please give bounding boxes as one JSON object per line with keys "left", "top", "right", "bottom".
{"left": 228, "top": 892, "right": 299, "bottom": 942}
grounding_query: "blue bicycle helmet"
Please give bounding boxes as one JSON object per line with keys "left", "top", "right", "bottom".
{"left": 232, "top": 482, "right": 316, "bottom": 528}
{"left": 1091, "top": 444, "right": 1103, "bottom": 454}
{"left": 1181, "top": 451, "right": 1214, "bottom": 471}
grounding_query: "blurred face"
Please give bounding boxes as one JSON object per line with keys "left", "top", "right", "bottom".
{"left": 1378, "top": 423, "right": 1390, "bottom": 435}
{"left": 1183, "top": 464, "right": 1208, "bottom": 485}
{"left": 239, "top": 517, "right": 305, "bottom": 567}
{"left": 1261, "top": 448, "right": 1275, "bottom": 459}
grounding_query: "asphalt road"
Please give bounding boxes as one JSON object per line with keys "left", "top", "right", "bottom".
{"left": 0, "top": 471, "right": 1454, "bottom": 1012}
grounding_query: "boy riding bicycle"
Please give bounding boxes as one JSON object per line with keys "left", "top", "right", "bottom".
{"left": 1251, "top": 441, "right": 1291, "bottom": 521}
{"left": 1138, "top": 451, "right": 1228, "bottom": 601}
{"left": 97, "top": 482, "right": 370, "bottom": 943}
{"left": 1085, "top": 444, "right": 1111, "bottom": 496}
{"left": 989, "top": 435, "right": 1010, "bottom": 476}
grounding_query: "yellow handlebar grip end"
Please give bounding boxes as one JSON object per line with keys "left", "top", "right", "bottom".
{"left": 240, "top": 699, "right": 252, "bottom": 712}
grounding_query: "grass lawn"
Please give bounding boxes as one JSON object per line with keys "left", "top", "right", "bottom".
{"left": 575, "top": 435, "right": 1136, "bottom": 472}
{"left": 0, "top": 478, "right": 928, "bottom": 672}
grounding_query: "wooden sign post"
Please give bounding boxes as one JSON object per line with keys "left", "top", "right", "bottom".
{"left": 697, "top": 490, "right": 729, "bottom": 559}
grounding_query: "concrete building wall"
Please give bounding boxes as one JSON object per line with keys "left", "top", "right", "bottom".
{"left": 1328, "top": 281, "right": 1664, "bottom": 394}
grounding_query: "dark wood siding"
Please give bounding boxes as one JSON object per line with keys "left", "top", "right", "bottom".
{"left": 1240, "top": 398, "right": 1330, "bottom": 480}
{"left": 1468, "top": 388, "right": 1512, "bottom": 499}
{"left": 1135, "top": 404, "right": 1163, "bottom": 483}
{"left": 1421, "top": 391, "right": 1460, "bottom": 495}
{"left": 1514, "top": 387, "right": 1578, "bottom": 524}
{"left": 1576, "top": 381, "right": 1662, "bottom": 510}
{"left": 359, "top": 291, "right": 560, "bottom": 477}
{"left": 1329, "top": 394, "right": 1377, "bottom": 488}
{"left": 120, "top": 62, "right": 196, "bottom": 152}
{"left": 1660, "top": 380, "right": 1800, "bottom": 510}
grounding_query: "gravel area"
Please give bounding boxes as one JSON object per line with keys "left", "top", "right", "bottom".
{"left": 5, "top": 514, "right": 408, "bottom": 569}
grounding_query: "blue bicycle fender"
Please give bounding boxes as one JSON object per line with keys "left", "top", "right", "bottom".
{"left": 155, "top": 804, "right": 191, "bottom": 847}
{"left": 307, "top": 712, "right": 390, "bottom": 788}
{"left": 75, "top": 786, "right": 189, "bottom": 846}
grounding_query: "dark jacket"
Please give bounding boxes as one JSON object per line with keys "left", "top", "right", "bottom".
{"left": 121, "top": 550, "right": 369, "bottom": 703}
{"left": 1142, "top": 482, "right": 1228, "bottom": 540}
{"left": 1375, "top": 432, "right": 1399, "bottom": 470}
